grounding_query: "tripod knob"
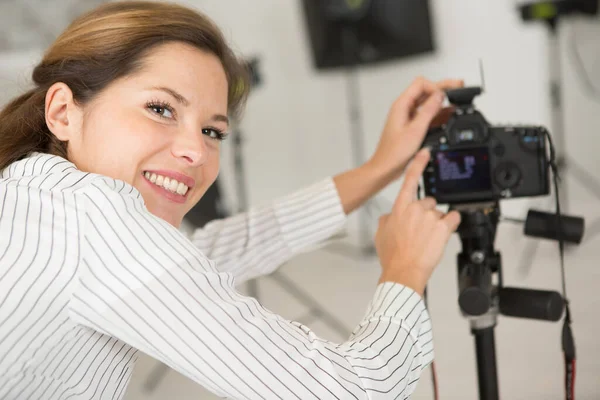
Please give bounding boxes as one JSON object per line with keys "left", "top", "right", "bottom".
{"left": 459, "top": 287, "right": 491, "bottom": 316}
{"left": 458, "top": 260, "right": 493, "bottom": 316}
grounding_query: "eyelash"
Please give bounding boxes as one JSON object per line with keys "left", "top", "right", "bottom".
{"left": 146, "top": 100, "right": 228, "bottom": 142}
{"left": 146, "top": 100, "right": 175, "bottom": 120}
{"left": 203, "top": 127, "right": 228, "bottom": 142}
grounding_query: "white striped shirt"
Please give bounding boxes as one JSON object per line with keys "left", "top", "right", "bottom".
{"left": 0, "top": 152, "right": 434, "bottom": 400}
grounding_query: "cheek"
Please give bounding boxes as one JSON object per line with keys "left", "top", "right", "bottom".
{"left": 207, "top": 145, "right": 221, "bottom": 178}
{"left": 79, "top": 109, "right": 167, "bottom": 180}
{"left": 201, "top": 148, "right": 221, "bottom": 192}
{"left": 192, "top": 146, "right": 221, "bottom": 199}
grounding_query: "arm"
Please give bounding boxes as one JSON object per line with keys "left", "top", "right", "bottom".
{"left": 69, "top": 178, "right": 433, "bottom": 399}
{"left": 191, "top": 178, "right": 346, "bottom": 284}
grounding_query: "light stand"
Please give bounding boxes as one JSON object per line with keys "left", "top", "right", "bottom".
{"left": 340, "top": 25, "right": 380, "bottom": 256}
{"left": 517, "top": 1, "right": 600, "bottom": 273}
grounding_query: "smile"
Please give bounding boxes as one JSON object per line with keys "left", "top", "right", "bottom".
{"left": 144, "top": 171, "right": 189, "bottom": 195}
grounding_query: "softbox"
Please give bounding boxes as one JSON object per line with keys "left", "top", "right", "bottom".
{"left": 301, "top": 0, "right": 436, "bottom": 70}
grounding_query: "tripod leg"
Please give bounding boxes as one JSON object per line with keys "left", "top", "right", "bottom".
{"left": 142, "top": 361, "right": 170, "bottom": 393}
{"left": 473, "top": 327, "right": 500, "bottom": 400}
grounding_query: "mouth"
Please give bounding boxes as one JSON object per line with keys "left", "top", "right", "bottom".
{"left": 142, "top": 171, "right": 192, "bottom": 204}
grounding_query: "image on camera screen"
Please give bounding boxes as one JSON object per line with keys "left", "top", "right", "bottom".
{"left": 434, "top": 147, "right": 492, "bottom": 194}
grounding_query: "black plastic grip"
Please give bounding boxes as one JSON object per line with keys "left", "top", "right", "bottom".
{"left": 524, "top": 210, "right": 585, "bottom": 244}
{"left": 499, "top": 287, "right": 564, "bottom": 322}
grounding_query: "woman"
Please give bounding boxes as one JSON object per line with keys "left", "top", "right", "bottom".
{"left": 0, "top": 1, "right": 462, "bottom": 399}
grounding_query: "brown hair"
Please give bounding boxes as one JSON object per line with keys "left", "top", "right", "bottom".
{"left": 0, "top": 0, "right": 250, "bottom": 171}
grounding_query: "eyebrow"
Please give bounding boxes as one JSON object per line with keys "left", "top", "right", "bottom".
{"left": 148, "top": 86, "right": 229, "bottom": 125}
{"left": 150, "top": 86, "right": 189, "bottom": 106}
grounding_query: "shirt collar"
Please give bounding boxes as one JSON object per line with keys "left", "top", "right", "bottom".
{"left": 1, "top": 152, "right": 77, "bottom": 179}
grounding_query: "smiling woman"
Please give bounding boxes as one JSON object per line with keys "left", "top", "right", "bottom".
{"left": 43, "top": 42, "right": 233, "bottom": 227}
{"left": 0, "top": 1, "right": 247, "bottom": 227}
{"left": 0, "top": 1, "right": 463, "bottom": 400}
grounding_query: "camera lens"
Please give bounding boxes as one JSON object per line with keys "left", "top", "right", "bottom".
{"left": 495, "top": 163, "right": 521, "bottom": 189}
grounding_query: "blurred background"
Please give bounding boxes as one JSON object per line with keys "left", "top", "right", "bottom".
{"left": 1, "top": 0, "right": 599, "bottom": 398}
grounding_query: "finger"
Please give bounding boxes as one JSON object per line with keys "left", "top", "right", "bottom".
{"left": 417, "top": 197, "right": 437, "bottom": 210}
{"left": 425, "top": 208, "right": 444, "bottom": 219}
{"left": 441, "top": 210, "right": 462, "bottom": 234}
{"left": 395, "top": 77, "right": 440, "bottom": 123}
{"left": 378, "top": 214, "right": 390, "bottom": 226}
{"left": 430, "top": 106, "right": 455, "bottom": 128}
{"left": 394, "top": 148, "right": 431, "bottom": 213}
{"left": 435, "top": 79, "right": 465, "bottom": 91}
{"left": 412, "top": 79, "right": 464, "bottom": 109}
{"left": 410, "top": 90, "right": 445, "bottom": 133}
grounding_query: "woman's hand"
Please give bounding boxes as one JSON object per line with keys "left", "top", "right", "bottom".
{"left": 375, "top": 148, "right": 461, "bottom": 296}
{"left": 332, "top": 76, "right": 463, "bottom": 216}
{"left": 366, "top": 77, "right": 464, "bottom": 183}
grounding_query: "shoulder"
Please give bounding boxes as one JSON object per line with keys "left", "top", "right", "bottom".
{"left": 2, "top": 152, "right": 94, "bottom": 193}
{"left": 76, "top": 175, "right": 145, "bottom": 218}
{"left": 1, "top": 152, "right": 145, "bottom": 210}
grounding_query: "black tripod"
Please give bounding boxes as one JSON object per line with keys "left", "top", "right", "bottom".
{"left": 452, "top": 201, "right": 566, "bottom": 400}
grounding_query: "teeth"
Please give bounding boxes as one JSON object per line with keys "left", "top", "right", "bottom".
{"left": 144, "top": 172, "right": 189, "bottom": 196}
{"left": 176, "top": 182, "right": 188, "bottom": 195}
{"left": 168, "top": 179, "right": 178, "bottom": 192}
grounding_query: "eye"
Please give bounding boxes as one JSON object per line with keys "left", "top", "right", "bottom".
{"left": 146, "top": 101, "right": 175, "bottom": 119}
{"left": 202, "top": 127, "right": 227, "bottom": 141}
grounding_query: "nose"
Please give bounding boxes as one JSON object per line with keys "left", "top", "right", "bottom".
{"left": 171, "top": 128, "right": 208, "bottom": 167}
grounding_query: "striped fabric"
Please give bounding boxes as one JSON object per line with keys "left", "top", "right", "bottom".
{"left": 0, "top": 153, "right": 434, "bottom": 399}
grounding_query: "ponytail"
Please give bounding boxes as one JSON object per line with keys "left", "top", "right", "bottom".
{"left": 0, "top": 88, "right": 67, "bottom": 172}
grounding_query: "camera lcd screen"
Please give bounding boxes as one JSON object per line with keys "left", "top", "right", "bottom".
{"left": 433, "top": 147, "right": 492, "bottom": 194}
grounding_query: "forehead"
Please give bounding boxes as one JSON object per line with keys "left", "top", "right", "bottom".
{"left": 126, "top": 42, "right": 229, "bottom": 108}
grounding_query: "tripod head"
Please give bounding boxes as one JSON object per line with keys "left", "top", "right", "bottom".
{"left": 451, "top": 202, "right": 566, "bottom": 323}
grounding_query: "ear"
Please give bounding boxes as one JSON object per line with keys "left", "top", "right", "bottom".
{"left": 45, "top": 82, "right": 83, "bottom": 142}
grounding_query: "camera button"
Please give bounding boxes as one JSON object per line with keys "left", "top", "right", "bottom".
{"left": 495, "top": 163, "right": 521, "bottom": 189}
{"left": 493, "top": 144, "right": 505, "bottom": 157}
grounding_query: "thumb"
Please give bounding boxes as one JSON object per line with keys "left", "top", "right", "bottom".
{"left": 377, "top": 214, "right": 390, "bottom": 229}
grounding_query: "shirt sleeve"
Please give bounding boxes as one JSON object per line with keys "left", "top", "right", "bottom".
{"left": 68, "top": 178, "right": 434, "bottom": 400}
{"left": 190, "top": 178, "right": 347, "bottom": 284}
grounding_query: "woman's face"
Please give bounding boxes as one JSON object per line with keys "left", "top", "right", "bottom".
{"left": 67, "top": 42, "right": 229, "bottom": 227}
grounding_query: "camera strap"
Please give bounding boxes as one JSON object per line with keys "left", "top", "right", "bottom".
{"left": 559, "top": 236, "right": 576, "bottom": 400}
{"left": 548, "top": 133, "right": 576, "bottom": 400}
{"left": 563, "top": 305, "right": 576, "bottom": 400}
{"left": 557, "top": 223, "right": 576, "bottom": 400}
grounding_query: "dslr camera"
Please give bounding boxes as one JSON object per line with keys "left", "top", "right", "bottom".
{"left": 422, "top": 87, "right": 550, "bottom": 205}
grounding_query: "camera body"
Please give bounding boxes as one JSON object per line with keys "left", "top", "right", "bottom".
{"left": 422, "top": 87, "right": 550, "bottom": 205}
